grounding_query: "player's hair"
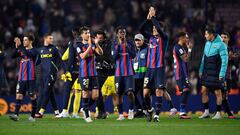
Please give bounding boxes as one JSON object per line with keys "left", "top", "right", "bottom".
{"left": 149, "top": 5, "right": 157, "bottom": 12}
{"left": 79, "top": 26, "right": 90, "bottom": 35}
{"left": 115, "top": 25, "right": 126, "bottom": 34}
{"left": 72, "top": 27, "right": 80, "bottom": 35}
{"left": 174, "top": 31, "right": 187, "bottom": 43}
{"left": 24, "top": 33, "right": 35, "bottom": 42}
{"left": 43, "top": 32, "right": 52, "bottom": 38}
{"left": 221, "top": 31, "right": 230, "bottom": 38}
{"left": 176, "top": 32, "right": 187, "bottom": 39}
{"left": 205, "top": 25, "right": 216, "bottom": 35}
{"left": 95, "top": 30, "right": 106, "bottom": 38}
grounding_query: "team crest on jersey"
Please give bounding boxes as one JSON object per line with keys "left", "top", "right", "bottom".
{"left": 140, "top": 53, "right": 145, "bottom": 59}
{"left": 49, "top": 49, "right": 52, "bottom": 52}
{"left": 115, "top": 83, "right": 119, "bottom": 89}
{"left": 179, "top": 49, "right": 184, "bottom": 55}
{"left": 41, "top": 50, "right": 43, "bottom": 53}
{"left": 16, "top": 83, "right": 20, "bottom": 91}
{"left": 77, "top": 47, "right": 81, "bottom": 53}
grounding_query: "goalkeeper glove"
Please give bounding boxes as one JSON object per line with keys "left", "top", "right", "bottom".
{"left": 65, "top": 72, "right": 72, "bottom": 81}
{"left": 61, "top": 73, "right": 66, "bottom": 82}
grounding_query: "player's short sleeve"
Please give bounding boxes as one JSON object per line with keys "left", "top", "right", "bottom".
{"left": 175, "top": 45, "right": 184, "bottom": 56}
{"left": 76, "top": 46, "right": 82, "bottom": 54}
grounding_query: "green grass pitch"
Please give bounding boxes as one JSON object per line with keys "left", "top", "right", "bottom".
{"left": 0, "top": 114, "right": 239, "bottom": 135}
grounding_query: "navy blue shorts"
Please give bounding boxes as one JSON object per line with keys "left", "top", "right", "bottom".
{"left": 115, "top": 76, "right": 135, "bottom": 95}
{"left": 176, "top": 77, "right": 191, "bottom": 91}
{"left": 79, "top": 76, "right": 99, "bottom": 91}
{"left": 144, "top": 67, "right": 165, "bottom": 90}
{"left": 16, "top": 80, "right": 36, "bottom": 96}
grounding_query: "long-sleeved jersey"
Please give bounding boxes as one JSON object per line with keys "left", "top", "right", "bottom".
{"left": 112, "top": 40, "right": 136, "bottom": 77}
{"left": 139, "top": 17, "right": 169, "bottom": 69}
{"left": 62, "top": 39, "right": 81, "bottom": 73}
{"left": 12, "top": 46, "right": 38, "bottom": 81}
{"left": 40, "top": 44, "right": 63, "bottom": 78}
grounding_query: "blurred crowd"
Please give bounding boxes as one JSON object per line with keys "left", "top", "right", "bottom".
{"left": 0, "top": 0, "right": 240, "bottom": 95}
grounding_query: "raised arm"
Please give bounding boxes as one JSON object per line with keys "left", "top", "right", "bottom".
{"left": 139, "top": 19, "right": 152, "bottom": 40}
{"left": 151, "top": 17, "right": 167, "bottom": 39}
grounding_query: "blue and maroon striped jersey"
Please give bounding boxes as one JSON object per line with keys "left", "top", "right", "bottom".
{"left": 76, "top": 43, "right": 98, "bottom": 77}
{"left": 12, "top": 47, "right": 38, "bottom": 81}
{"left": 173, "top": 44, "right": 189, "bottom": 80}
{"left": 146, "top": 36, "right": 168, "bottom": 68}
{"left": 112, "top": 40, "right": 136, "bottom": 77}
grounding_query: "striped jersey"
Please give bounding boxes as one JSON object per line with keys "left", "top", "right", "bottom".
{"left": 173, "top": 44, "right": 189, "bottom": 80}
{"left": 76, "top": 43, "right": 97, "bottom": 77}
{"left": 146, "top": 36, "right": 168, "bottom": 68}
{"left": 112, "top": 41, "right": 136, "bottom": 77}
{"left": 15, "top": 47, "right": 38, "bottom": 81}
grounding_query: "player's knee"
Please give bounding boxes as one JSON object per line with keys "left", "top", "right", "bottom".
{"left": 16, "top": 94, "right": 23, "bottom": 100}
{"left": 127, "top": 91, "right": 134, "bottom": 97}
{"left": 182, "top": 88, "right": 190, "bottom": 92}
{"left": 82, "top": 91, "right": 89, "bottom": 97}
{"left": 92, "top": 93, "right": 99, "bottom": 100}
{"left": 215, "top": 91, "right": 222, "bottom": 99}
{"left": 143, "top": 89, "right": 150, "bottom": 97}
{"left": 30, "top": 94, "right": 37, "bottom": 100}
{"left": 156, "top": 89, "right": 163, "bottom": 96}
{"left": 201, "top": 86, "right": 208, "bottom": 95}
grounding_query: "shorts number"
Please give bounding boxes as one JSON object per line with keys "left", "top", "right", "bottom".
{"left": 144, "top": 77, "right": 149, "bottom": 87}
{"left": 115, "top": 83, "right": 119, "bottom": 90}
{"left": 83, "top": 79, "right": 89, "bottom": 88}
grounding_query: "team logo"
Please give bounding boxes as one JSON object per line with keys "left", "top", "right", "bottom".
{"left": 144, "top": 77, "right": 149, "bottom": 87}
{"left": 83, "top": 79, "right": 89, "bottom": 88}
{"left": 140, "top": 53, "right": 145, "bottom": 59}
{"left": 179, "top": 49, "right": 184, "bottom": 55}
{"left": 77, "top": 47, "right": 81, "bottom": 53}
{"left": 186, "top": 78, "right": 190, "bottom": 83}
{"left": 115, "top": 83, "right": 119, "bottom": 90}
{"left": 16, "top": 83, "right": 20, "bottom": 92}
{"left": 49, "top": 49, "right": 52, "bottom": 52}
{"left": 41, "top": 50, "right": 43, "bottom": 53}
{"left": 0, "top": 98, "right": 8, "bottom": 116}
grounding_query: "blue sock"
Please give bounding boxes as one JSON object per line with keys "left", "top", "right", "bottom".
{"left": 82, "top": 98, "right": 89, "bottom": 118}
{"left": 118, "top": 103, "right": 123, "bottom": 115}
{"left": 144, "top": 96, "right": 151, "bottom": 110}
{"left": 155, "top": 96, "right": 162, "bottom": 116}
{"left": 89, "top": 98, "right": 95, "bottom": 108}
{"left": 31, "top": 99, "right": 37, "bottom": 118}
{"left": 15, "top": 99, "right": 21, "bottom": 115}
{"left": 181, "top": 91, "right": 190, "bottom": 105}
{"left": 63, "top": 81, "right": 72, "bottom": 109}
{"left": 180, "top": 104, "right": 186, "bottom": 113}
